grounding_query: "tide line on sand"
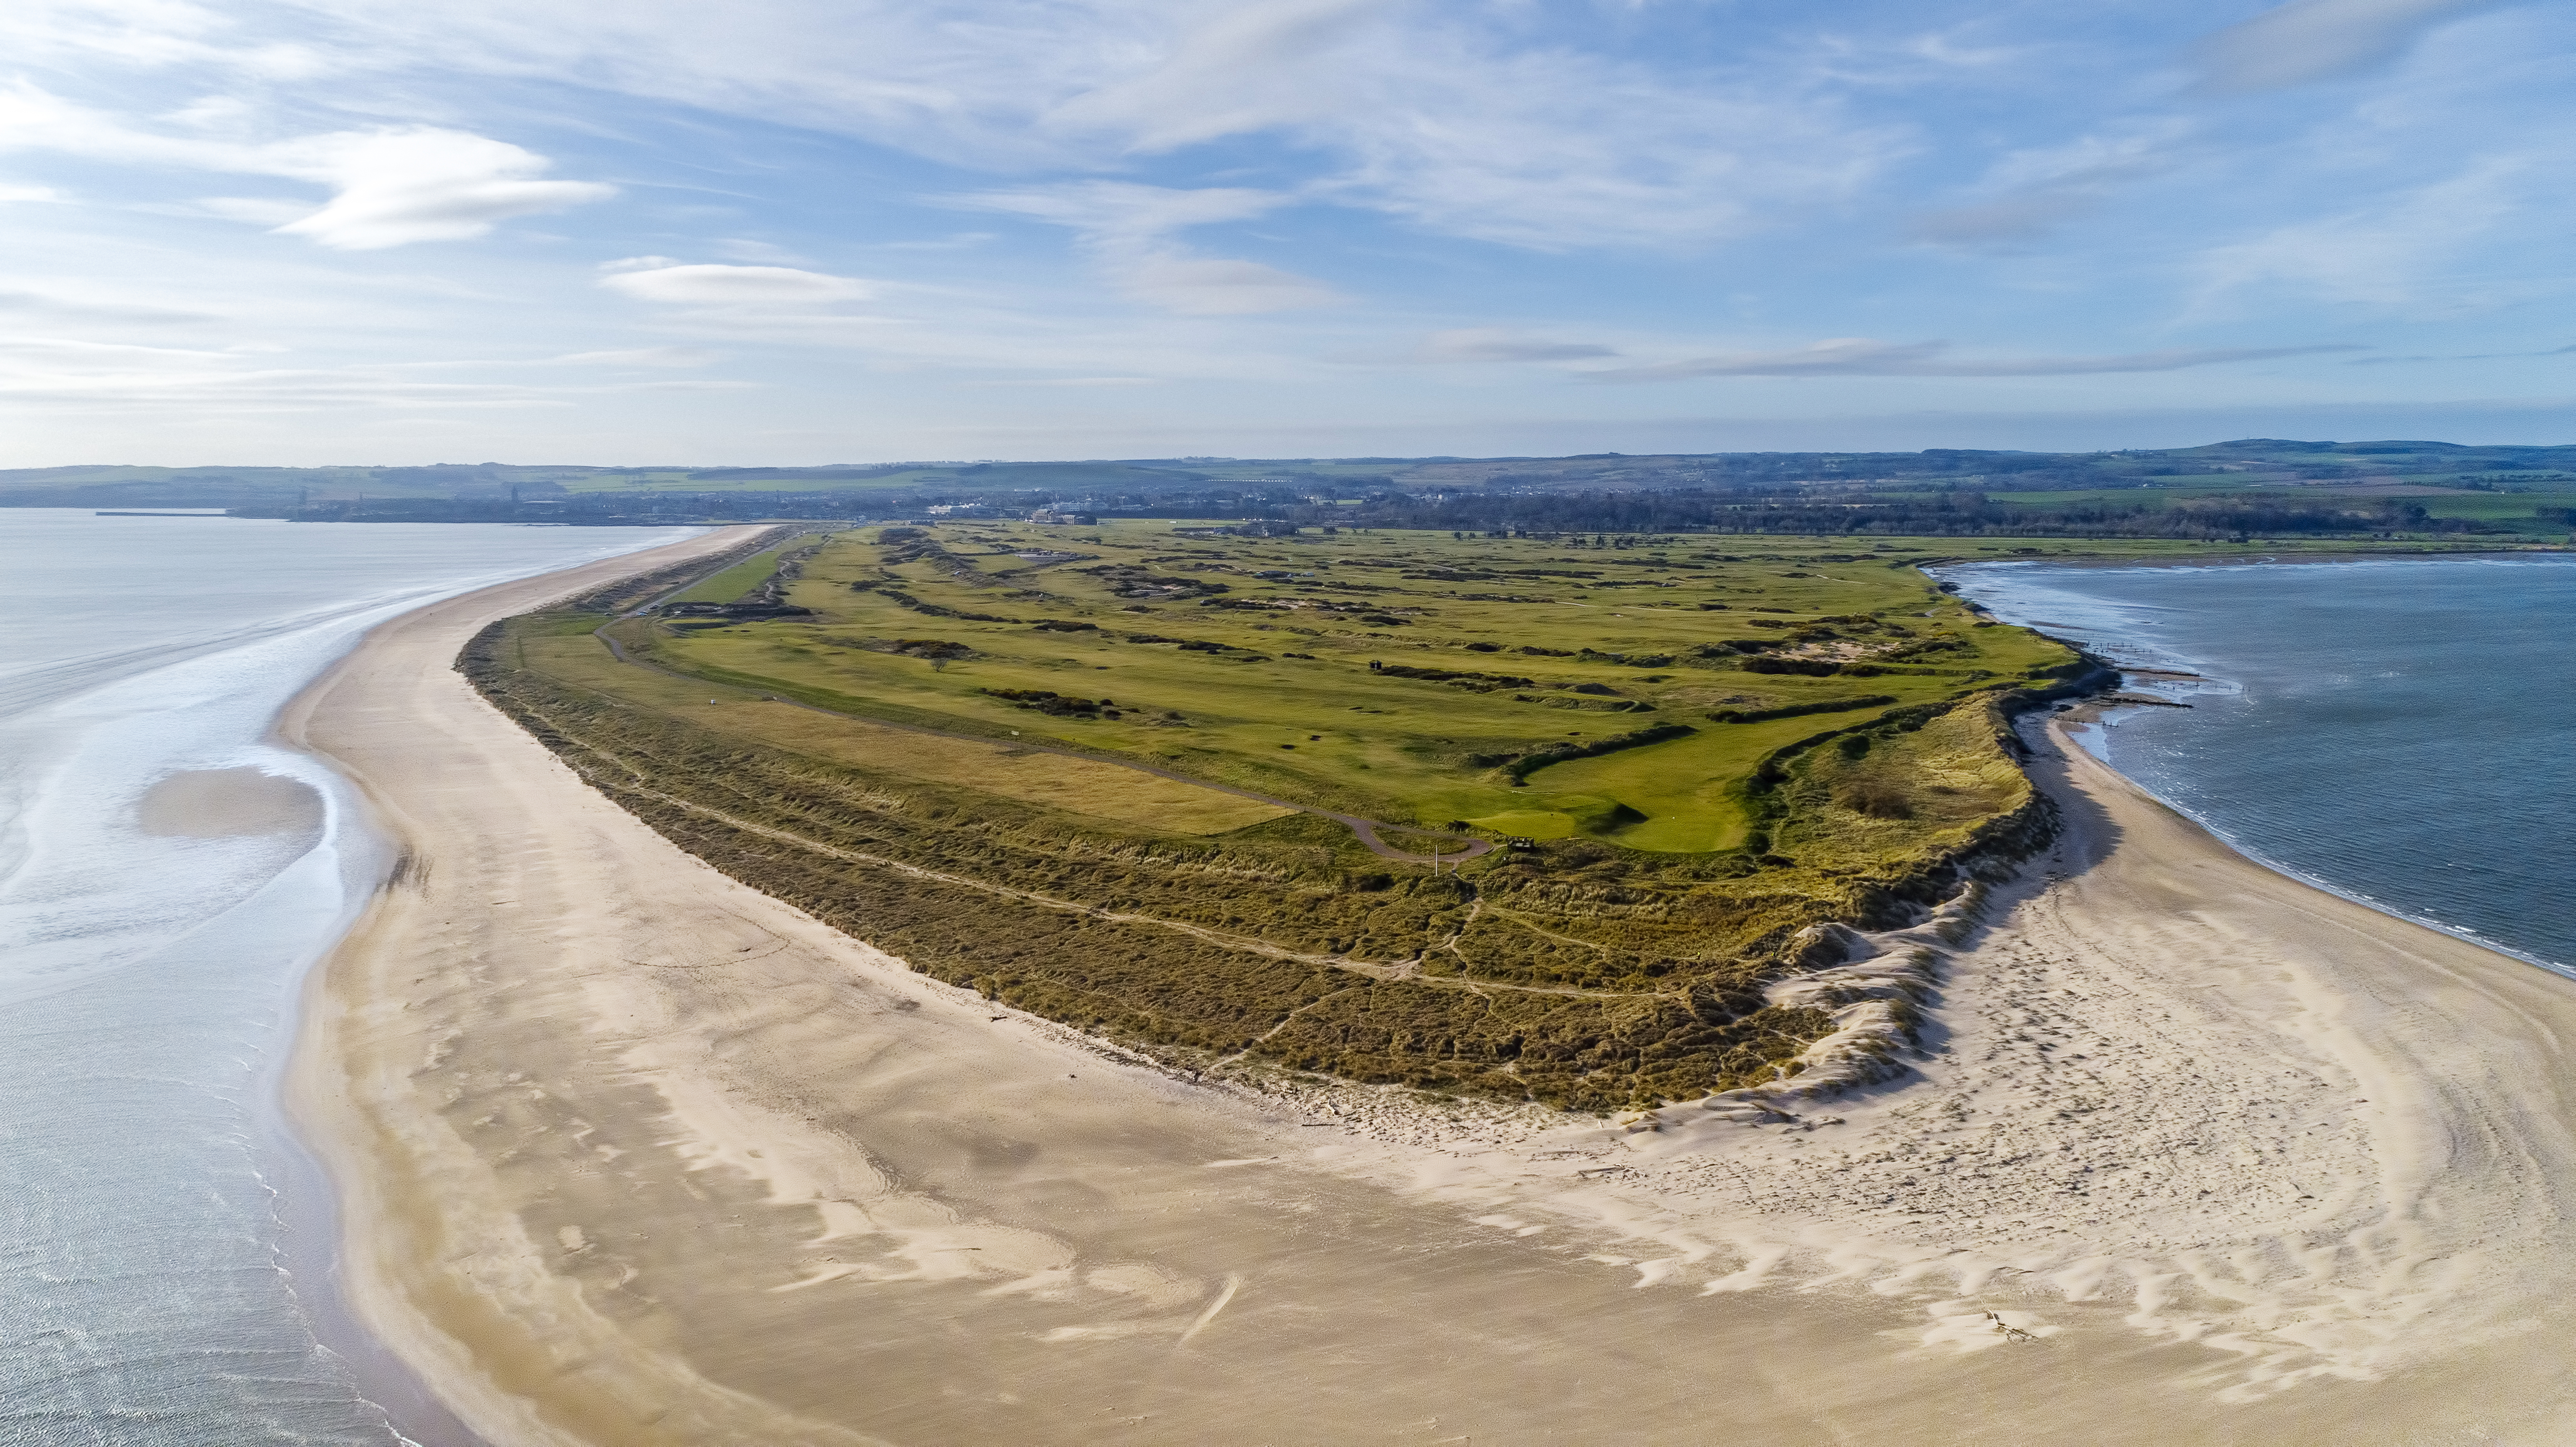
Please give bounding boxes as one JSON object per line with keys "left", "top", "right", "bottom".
{"left": 281, "top": 535, "right": 2576, "bottom": 1446}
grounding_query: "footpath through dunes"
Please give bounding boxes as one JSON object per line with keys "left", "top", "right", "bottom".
{"left": 466, "top": 521, "right": 2087, "bottom": 1108}
{"left": 291, "top": 532, "right": 2576, "bottom": 1444}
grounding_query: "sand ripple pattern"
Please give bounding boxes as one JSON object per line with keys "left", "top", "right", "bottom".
{"left": 288, "top": 536, "right": 2576, "bottom": 1445}
{"left": 1278, "top": 719, "right": 2576, "bottom": 1399}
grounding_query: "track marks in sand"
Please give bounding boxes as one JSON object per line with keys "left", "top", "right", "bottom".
{"left": 1275, "top": 719, "right": 2565, "bottom": 1400}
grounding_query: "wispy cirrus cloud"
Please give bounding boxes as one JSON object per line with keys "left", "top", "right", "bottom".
{"left": 0, "top": 286, "right": 221, "bottom": 327}
{"left": 2346, "top": 342, "right": 2576, "bottom": 365}
{"left": 3, "top": 0, "right": 2571, "bottom": 462}
{"left": 0, "top": 81, "right": 609, "bottom": 248}
{"left": 1409, "top": 329, "right": 1617, "bottom": 364}
{"left": 548, "top": 346, "right": 724, "bottom": 367}
{"left": 0, "top": 331, "right": 749, "bottom": 412}
{"left": 600, "top": 262, "right": 873, "bottom": 304}
{"left": 1908, "top": 122, "right": 2194, "bottom": 247}
{"left": 264, "top": 129, "right": 612, "bottom": 249}
{"left": 1584, "top": 338, "right": 2362, "bottom": 381}
{"left": 2189, "top": 0, "right": 2503, "bottom": 94}
{"left": 948, "top": 181, "right": 1342, "bottom": 315}
{"left": 2190, "top": 157, "right": 2528, "bottom": 313}
{"left": 176, "top": 0, "right": 1896, "bottom": 254}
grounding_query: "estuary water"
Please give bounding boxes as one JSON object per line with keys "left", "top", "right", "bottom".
{"left": 1947, "top": 552, "right": 2576, "bottom": 975}
{"left": 0, "top": 511, "right": 697, "bottom": 1446}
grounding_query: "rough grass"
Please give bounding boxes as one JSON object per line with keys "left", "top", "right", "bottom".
{"left": 520, "top": 632, "right": 1292, "bottom": 834}
{"left": 461, "top": 524, "right": 2088, "bottom": 1110}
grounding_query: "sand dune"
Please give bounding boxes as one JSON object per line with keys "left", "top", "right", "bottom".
{"left": 286, "top": 537, "right": 2576, "bottom": 1445}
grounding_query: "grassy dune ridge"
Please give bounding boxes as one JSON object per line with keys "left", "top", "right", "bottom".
{"left": 462, "top": 523, "right": 2095, "bottom": 1109}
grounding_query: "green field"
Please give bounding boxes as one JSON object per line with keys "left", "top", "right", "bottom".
{"left": 663, "top": 540, "right": 806, "bottom": 602}
{"left": 553, "top": 461, "right": 1213, "bottom": 495}
{"left": 637, "top": 524, "right": 2072, "bottom": 849}
{"left": 1982, "top": 485, "right": 2576, "bottom": 535}
{"left": 464, "top": 523, "right": 2152, "bottom": 1110}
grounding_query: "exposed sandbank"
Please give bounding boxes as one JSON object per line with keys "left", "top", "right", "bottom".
{"left": 138, "top": 764, "right": 324, "bottom": 837}
{"left": 286, "top": 537, "right": 2576, "bottom": 1444}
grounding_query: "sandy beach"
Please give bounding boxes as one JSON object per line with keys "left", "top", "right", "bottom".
{"left": 285, "top": 537, "right": 2576, "bottom": 1444}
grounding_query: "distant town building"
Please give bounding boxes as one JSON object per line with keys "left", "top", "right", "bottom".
{"left": 1028, "top": 508, "right": 1097, "bottom": 524}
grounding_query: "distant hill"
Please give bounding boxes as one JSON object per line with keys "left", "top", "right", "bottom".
{"left": 8, "top": 438, "right": 2572, "bottom": 512}
{"left": 7, "top": 440, "right": 2571, "bottom": 539}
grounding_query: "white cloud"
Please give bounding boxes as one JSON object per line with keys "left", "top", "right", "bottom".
{"left": 0, "top": 182, "right": 67, "bottom": 202}
{"left": 0, "top": 330, "right": 747, "bottom": 413}
{"left": 713, "top": 237, "right": 808, "bottom": 264}
{"left": 952, "top": 181, "right": 1288, "bottom": 246}
{"left": 1585, "top": 338, "right": 2362, "bottom": 381}
{"left": 210, "top": 0, "right": 1893, "bottom": 253}
{"left": 549, "top": 345, "right": 722, "bottom": 366}
{"left": 0, "top": 82, "right": 609, "bottom": 248}
{"left": 1039, "top": 0, "right": 1383, "bottom": 152}
{"left": 2190, "top": 0, "right": 2500, "bottom": 93}
{"left": 950, "top": 180, "right": 1339, "bottom": 314}
{"left": 1412, "top": 329, "right": 1617, "bottom": 364}
{"left": 2191, "top": 158, "right": 2526, "bottom": 312}
{"left": 599, "top": 262, "right": 872, "bottom": 303}
{"left": 192, "top": 195, "right": 315, "bottom": 225}
{"left": 0, "top": 287, "right": 220, "bottom": 326}
{"left": 266, "top": 129, "right": 613, "bottom": 249}
{"left": 1909, "top": 122, "right": 2193, "bottom": 247}
{"left": 1121, "top": 257, "right": 1340, "bottom": 315}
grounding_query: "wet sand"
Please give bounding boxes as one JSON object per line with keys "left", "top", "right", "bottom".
{"left": 285, "top": 537, "right": 2576, "bottom": 1445}
{"left": 138, "top": 765, "right": 324, "bottom": 837}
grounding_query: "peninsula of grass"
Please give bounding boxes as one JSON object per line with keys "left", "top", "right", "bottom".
{"left": 464, "top": 522, "right": 2108, "bottom": 1110}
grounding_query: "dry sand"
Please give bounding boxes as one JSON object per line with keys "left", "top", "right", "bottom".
{"left": 286, "top": 536, "right": 2576, "bottom": 1445}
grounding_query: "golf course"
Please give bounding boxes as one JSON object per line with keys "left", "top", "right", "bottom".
{"left": 468, "top": 521, "right": 2105, "bottom": 1108}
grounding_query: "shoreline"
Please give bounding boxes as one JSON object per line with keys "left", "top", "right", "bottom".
{"left": 1949, "top": 548, "right": 2576, "bottom": 983}
{"left": 283, "top": 539, "right": 2576, "bottom": 1443}
{"left": 276, "top": 528, "right": 766, "bottom": 1446}
{"left": 2061, "top": 703, "right": 2576, "bottom": 984}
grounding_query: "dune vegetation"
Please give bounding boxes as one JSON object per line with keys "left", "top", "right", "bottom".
{"left": 464, "top": 521, "right": 2096, "bottom": 1109}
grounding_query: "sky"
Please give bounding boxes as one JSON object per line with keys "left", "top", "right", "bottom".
{"left": 3, "top": 0, "right": 2572, "bottom": 466}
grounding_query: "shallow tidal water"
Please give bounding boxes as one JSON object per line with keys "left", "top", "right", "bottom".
{"left": 0, "top": 512, "right": 696, "bottom": 1445}
{"left": 1948, "top": 552, "right": 2576, "bottom": 975}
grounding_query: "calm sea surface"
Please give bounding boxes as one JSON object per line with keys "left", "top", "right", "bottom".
{"left": 1948, "top": 553, "right": 2576, "bottom": 975}
{"left": 0, "top": 511, "right": 696, "bottom": 1445}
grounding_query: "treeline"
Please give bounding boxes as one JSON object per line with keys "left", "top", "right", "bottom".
{"left": 228, "top": 495, "right": 885, "bottom": 524}
{"left": 220, "top": 483, "right": 2542, "bottom": 539}
{"left": 1301, "top": 490, "right": 2515, "bottom": 539}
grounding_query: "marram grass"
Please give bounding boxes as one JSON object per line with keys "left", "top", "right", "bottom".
{"left": 461, "top": 522, "right": 2094, "bottom": 1110}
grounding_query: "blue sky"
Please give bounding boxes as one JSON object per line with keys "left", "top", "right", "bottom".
{"left": 3, "top": 0, "right": 2571, "bottom": 465}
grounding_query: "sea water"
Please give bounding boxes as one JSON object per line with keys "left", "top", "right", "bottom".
{"left": 1948, "top": 553, "right": 2576, "bottom": 975}
{"left": 0, "top": 511, "right": 698, "bottom": 1445}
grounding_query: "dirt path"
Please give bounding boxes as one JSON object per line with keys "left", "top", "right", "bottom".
{"left": 548, "top": 716, "right": 1622, "bottom": 1000}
